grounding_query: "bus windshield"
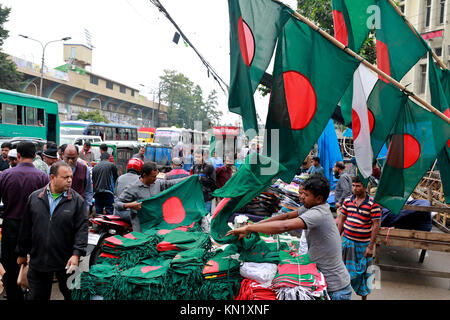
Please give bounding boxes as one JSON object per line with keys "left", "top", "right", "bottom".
{"left": 60, "top": 126, "right": 85, "bottom": 136}
{"left": 154, "top": 130, "right": 180, "bottom": 146}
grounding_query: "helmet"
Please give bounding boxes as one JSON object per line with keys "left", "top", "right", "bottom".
{"left": 127, "top": 158, "right": 143, "bottom": 173}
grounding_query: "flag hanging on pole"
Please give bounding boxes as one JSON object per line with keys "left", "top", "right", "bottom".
{"left": 375, "top": 0, "right": 428, "bottom": 82}
{"left": 264, "top": 17, "right": 360, "bottom": 182}
{"left": 351, "top": 64, "right": 378, "bottom": 178}
{"left": 374, "top": 99, "right": 450, "bottom": 215}
{"left": 228, "top": 0, "right": 293, "bottom": 139}
{"left": 428, "top": 53, "right": 450, "bottom": 203}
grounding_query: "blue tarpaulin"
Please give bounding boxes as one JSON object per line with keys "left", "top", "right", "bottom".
{"left": 318, "top": 120, "right": 343, "bottom": 190}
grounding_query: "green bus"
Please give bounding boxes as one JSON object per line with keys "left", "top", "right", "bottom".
{"left": 0, "top": 89, "right": 60, "bottom": 144}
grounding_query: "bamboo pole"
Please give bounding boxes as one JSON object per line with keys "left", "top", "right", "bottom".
{"left": 285, "top": 7, "right": 450, "bottom": 125}
{"left": 386, "top": 0, "right": 447, "bottom": 70}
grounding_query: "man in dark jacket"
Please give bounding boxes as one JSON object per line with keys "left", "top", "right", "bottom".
{"left": 92, "top": 153, "right": 118, "bottom": 215}
{"left": 0, "top": 141, "right": 49, "bottom": 300}
{"left": 16, "top": 161, "right": 88, "bottom": 300}
{"left": 190, "top": 148, "right": 216, "bottom": 213}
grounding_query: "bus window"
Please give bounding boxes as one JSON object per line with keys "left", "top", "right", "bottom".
{"left": 118, "top": 128, "right": 126, "bottom": 140}
{"left": 17, "top": 105, "right": 23, "bottom": 125}
{"left": 105, "top": 127, "right": 114, "bottom": 140}
{"left": 3, "top": 104, "right": 17, "bottom": 124}
{"left": 25, "top": 107, "right": 38, "bottom": 126}
{"left": 37, "top": 109, "right": 45, "bottom": 126}
{"left": 131, "top": 129, "right": 137, "bottom": 141}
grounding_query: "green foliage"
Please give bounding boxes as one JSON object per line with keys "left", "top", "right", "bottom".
{"left": 77, "top": 109, "right": 109, "bottom": 123}
{"left": 158, "top": 70, "right": 223, "bottom": 130}
{"left": 0, "top": 5, "right": 24, "bottom": 91}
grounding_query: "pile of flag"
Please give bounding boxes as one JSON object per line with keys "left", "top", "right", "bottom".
{"left": 228, "top": 0, "right": 450, "bottom": 215}
{"left": 156, "top": 230, "right": 211, "bottom": 259}
{"left": 236, "top": 279, "right": 277, "bottom": 300}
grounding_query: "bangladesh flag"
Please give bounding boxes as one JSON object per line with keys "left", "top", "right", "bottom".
{"left": 374, "top": 98, "right": 450, "bottom": 215}
{"left": 332, "top": 0, "right": 376, "bottom": 53}
{"left": 376, "top": 0, "right": 428, "bottom": 82}
{"left": 228, "top": 0, "right": 293, "bottom": 138}
{"left": 428, "top": 54, "right": 450, "bottom": 203}
{"left": 210, "top": 153, "right": 286, "bottom": 244}
{"left": 366, "top": 80, "right": 407, "bottom": 159}
{"left": 263, "top": 17, "right": 360, "bottom": 182}
{"left": 138, "top": 175, "right": 207, "bottom": 233}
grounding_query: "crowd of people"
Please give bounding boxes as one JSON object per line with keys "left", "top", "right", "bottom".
{"left": 0, "top": 139, "right": 382, "bottom": 301}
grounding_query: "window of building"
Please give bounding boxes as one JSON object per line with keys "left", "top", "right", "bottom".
{"left": 131, "top": 89, "right": 135, "bottom": 97}
{"left": 435, "top": 47, "right": 442, "bottom": 56}
{"left": 90, "top": 75, "right": 98, "bottom": 85}
{"left": 419, "top": 64, "right": 427, "bottom": 93}
{"left": 426, "top": 0, "right": 432, "bottom": 27}
{"left": 120, "top": 85, "right": 126, "bottom": 94}
{"left": 70, "top": 47, "right": 76, "bottom": 59}
{"left": 440, "top": 0, "right": 446, "bottom": 24}
{"left": 106, "top": 80, "right": 114, "bottom": 90}
{"left": 400, "top": 4, "right": 405, "bottom": 13}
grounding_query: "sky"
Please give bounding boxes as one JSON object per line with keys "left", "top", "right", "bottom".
{"left": 1, "top": 0, "right": 298, "bottom": 126}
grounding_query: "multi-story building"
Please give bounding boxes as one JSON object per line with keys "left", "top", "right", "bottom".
{"left": 9, "top": 43, "right": 168, "bottom": 127}
{"left": 400, "top": 0, "right": 449, "bottom": 102}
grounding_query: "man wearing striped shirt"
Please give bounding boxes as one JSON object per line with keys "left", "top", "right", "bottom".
{"left": 338, "top": 175, "right": 381, "bottom": 300}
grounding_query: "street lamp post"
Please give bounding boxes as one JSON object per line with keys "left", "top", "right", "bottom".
{"left": 19, "top": 35, "right": 71, "bottom": 96}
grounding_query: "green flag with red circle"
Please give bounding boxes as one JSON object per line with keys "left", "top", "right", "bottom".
{"left": 374, "top": 98, "right": 450, "bottom": 214}
{"left": 228, "top": 0, "right": 293, "bottom": 138}
{"left": 263, "top": 17, "right": 360, "bottom": 182}
{"left": 137, "top": 175, "right": 207, "bottom": 233}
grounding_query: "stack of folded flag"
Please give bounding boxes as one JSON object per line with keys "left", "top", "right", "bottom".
{"left": 169, "top": 248, "right": 210, "bottom": 299}
{"left": 97, "top": 232, "right": 161, "bottom": 269}
{"left": 199, "top": 244, "right": 242, "bottom": 300}
{"left": 236, "top": 279, "right": 277, "bottom": 300}
{"left": 72, "top": 263, "right": 120, "bottom": 300}
{"left": 156, "top": 230, "right": 211, "bottom": 259}
{"left": 114, "top": 258, "right": 171, "bottom": 300}
{"left": 272, "top": 251, "right": 328, "bottom": 300}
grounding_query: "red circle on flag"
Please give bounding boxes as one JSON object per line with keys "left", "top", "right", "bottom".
{"left": 203, "top": 260, "right": 219, "bottom": 274}
{"left": 387, "top": 133, "right": 421, "bottom": 169}
{"left": 238, "top": 17, "right": 255, "bottom": 67}
{"left": 283, "top": 71, "right": 317, "bottom": 130}
{"left": 162, "top": 196, "right": 186, "bottom": 224}
{"left": 141, "top": 266, "right": 162, "bottom": 274}
{"left": 352, "top": 109, "right": 375, "bottom": 140}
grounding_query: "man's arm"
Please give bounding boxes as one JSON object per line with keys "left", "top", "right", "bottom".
{"left": 227, "top": 216, "right": 306, "bottom": 239}
{"left": 365, "top": 219, "right": 381, "bottom": 258}
{"left": 115, "top": 186, "right": 141, "bottom": 211}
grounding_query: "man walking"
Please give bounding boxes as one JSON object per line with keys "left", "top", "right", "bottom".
{"left": 307, "top": 156, "right": 325, "bottom": 177}
{"left": 79, "top": 141, "right": 95, "bottom": 166}
{"left": 42, "top": 147, "right": 59, "bottom": 168}
{"left": 166, "top": 157, "right": 189, "bottom": 180}
{"left": 338, "top": 176, "right": 381, "bottom": 300}
{"left": 115, "top": 162, "right": 186, "bottom": 232}
{"left": 215, "top": 155, "right": 234, "bottom": 189}
{"left": 0, "top": 141, "right": 48, "bottom": 300}
{"left": 16, "top": 162, "right": 88, "bottom": 300}
{"left": 92, "top": 153, "right": 118, "bottom": 215}
{"left": 63, "top": 145, "right": 93, "bottom": 211}
{"left": 227, "top": 175, "right": 352, "bottom": 300}
{"left": 333, "top": 161, "right": 353, "bottom": 210}
{"left": 132, "top": 146, "right": 146, "bottom": 162}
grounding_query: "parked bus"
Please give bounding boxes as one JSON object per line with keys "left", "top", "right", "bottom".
{"left": 0, "top": 89, "right": 60, "bottom": 144}
{"left": 60, "top": 120, "right": 139, "bottom": 143}
{"left": 138, "top": 127, "right": 155, "bottom": 143}
{"left": 154, "top": 127, "right": 209, "bottom": 150}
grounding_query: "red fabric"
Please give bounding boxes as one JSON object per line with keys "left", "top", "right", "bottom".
{"left": 215, "top": 166, "right": 233, "bottom": 189}
{"left": 236, "top": 279, "right": 277, "bottom": 300}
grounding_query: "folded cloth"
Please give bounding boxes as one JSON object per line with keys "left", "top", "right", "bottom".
{"left": 157, "top": 230, "right": 211, "bottom": 259}
{"left": 239, "top": 262, "right": 278, "bottom": 288}
{"left": 115, "top": 258, "right": 171, "bottom": 300}
{"left": 72, "top": 263, "right": 120, "bottom": 300}
{"left": 236, "top": 279, "right": 277, "bottom": 300}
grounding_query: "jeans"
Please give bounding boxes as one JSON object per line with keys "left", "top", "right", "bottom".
{"left": 94, "top": 192, "right": 115, "bottom": 215}
{"left": 328, "top": 284, "right": 352, "bottom": 300}
{"left": 204, "top": 201, "right": 212, "bottom": 214}
{"left": 27, "top": 267, "right": 71, "bottom": 300}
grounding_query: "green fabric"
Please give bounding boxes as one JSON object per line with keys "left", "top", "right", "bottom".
{"left": 51, "top": 192, "right": 62, "bottom": 200}
{"left": 374, "top": 98, "right": 450, "bottom": 214}
{"left": 138, "top": 175, "right": 207, "bottom": 232}
{"left": 332, "top": 0, "right": 376, "bottom": 53}
{"left": 375, "top": 0, "right": 428, "bottom": 82}
{"left": 157, "top": 230, "right": 211, "bottom": 259}
{"left": 238, "top": 235, "right": 286, "bottom": 264}
{"left": 228, "top": 0, "right": 293, "bottom": 138}
{"left": 428, "top": 54, "right": 450, "bottom": 203}
{"left": 263, "top": 17, "right": 360, "bottom": 183}
{"left": 72, "top": 263, "right": 120, "bottom": 300}
{"left": 211, "top": 153, "right": 286, "bottom": 244}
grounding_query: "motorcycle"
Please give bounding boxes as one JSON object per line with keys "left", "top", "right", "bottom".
{"left": 86, "top": 214, "right": 132, "bottom": 267}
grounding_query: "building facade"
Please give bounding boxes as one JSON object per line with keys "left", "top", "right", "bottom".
{"left": 400, "top": 0, "right": 449, "bottom": 102}
{"left": 10, "top": 43, "right": 168, "bottom": 128}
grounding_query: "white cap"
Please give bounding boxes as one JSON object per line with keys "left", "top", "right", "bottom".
{"left": 8, "top": 149, "right": 17, "bottom": 158}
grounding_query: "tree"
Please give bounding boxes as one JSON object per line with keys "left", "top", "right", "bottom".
{"left": 158, "top": 70, "right": 223, "bottom": 130}
{"left": 77, "top": 109, "right": 109, "bottom": 123}
{"left": 0, "top": 5, "right": 24, "bottom": 91}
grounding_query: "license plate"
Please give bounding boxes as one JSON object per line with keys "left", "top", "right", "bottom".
{"left": 88, "top": 233, "right": 101, "bottom": 245}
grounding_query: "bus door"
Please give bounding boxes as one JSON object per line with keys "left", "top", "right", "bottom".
{"left": 47, "top": 113, "right": 57, "bottom": 143}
